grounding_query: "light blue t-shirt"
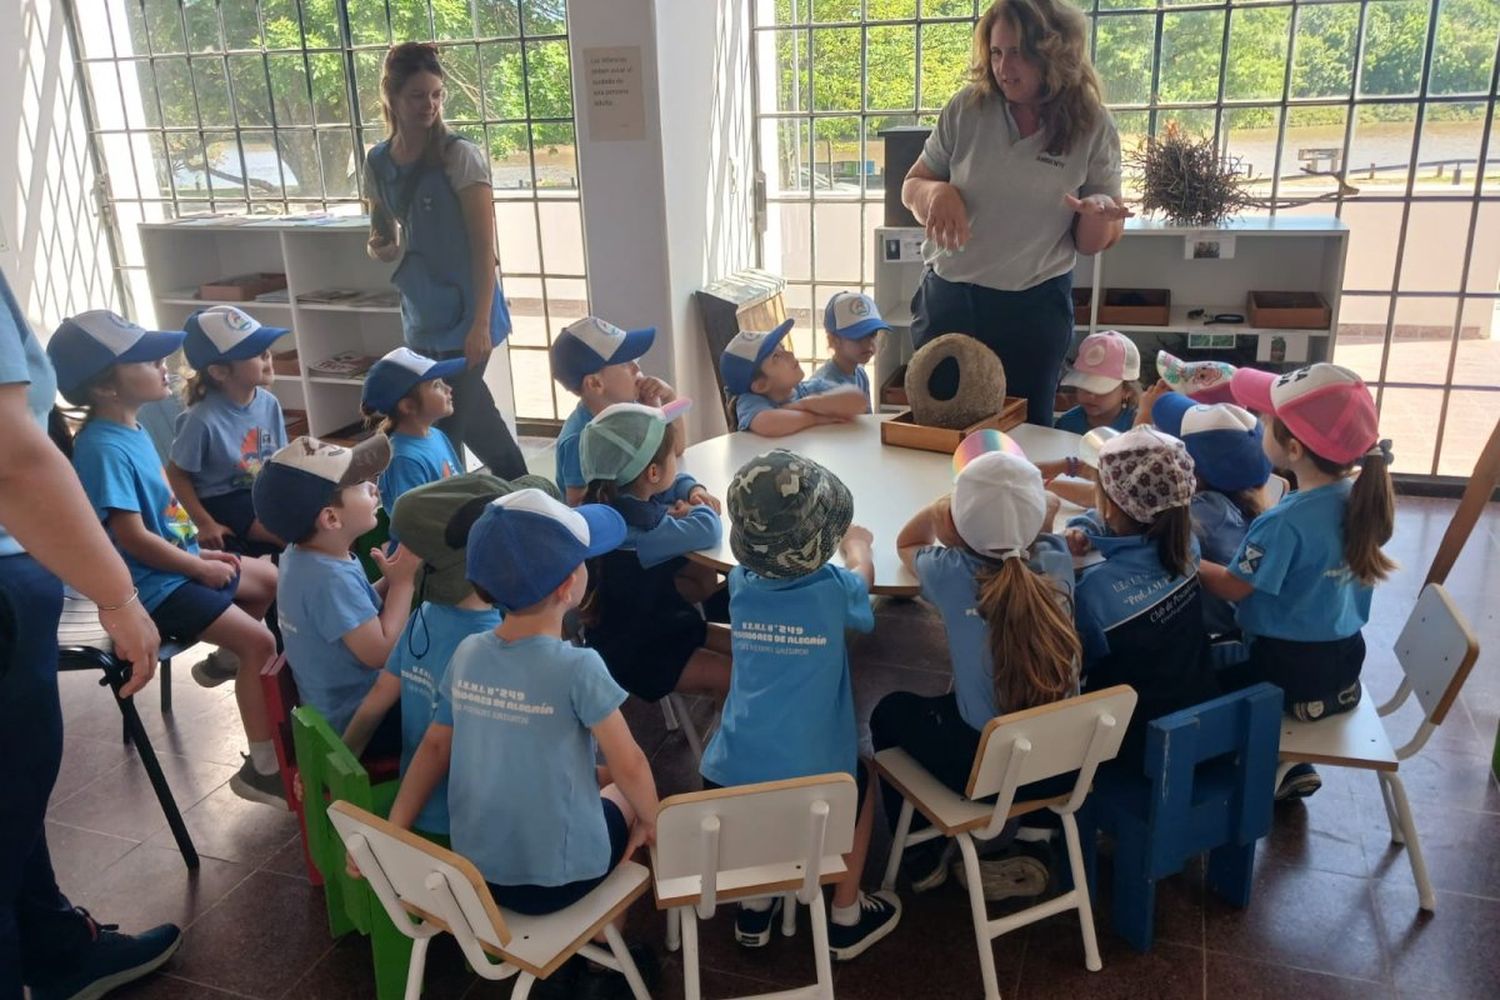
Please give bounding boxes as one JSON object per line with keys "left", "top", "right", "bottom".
{"left": 169, "top": 387, "right": 286, "bottom": 500}
{"left": 0, "top": 276, "right": 58, "bottom": 557}
{"left": 734, "top": 376, "right": 841, "bottom": 432}
{"left": 914, "top": 539, "right": 1076, "bottom": 732}
{"left": 73, "top": 419, "right": 199, "bottom": 611}
{"left": 554, "top": 401, "right": 593, "bottom": 491}
{"left": 384, "top": 602, "right": 500, "bottom": 835}
{"left": 277, "top": 544, "right": 383, "bottom": 733}
{"left": 436, "top": 631, "right": 627, "bottom": 886}
{"left": 1191, "top": 491, "right": 1251, "bottom": 636}
{"left": 1054, "top": 405, "right": 1136, "bottom": 436}
{"left": 814, "top": 360, "right": 871, "bottom": 412}
{"left": 1229, "top": 479, "right": 1372, "bottom": 643}
{"left": 380, "top": 429, "right": 462, "bottom": 528}
{"left": 701, "top": 564, "right": 875, "bottom": 788}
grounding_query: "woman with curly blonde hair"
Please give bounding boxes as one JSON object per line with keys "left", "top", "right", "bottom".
{"left": 903, "top": 0, "right": 1130, "bottom": 426}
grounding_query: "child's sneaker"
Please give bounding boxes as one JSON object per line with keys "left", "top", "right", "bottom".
{"left": 828, "top": 890, "right": 902, "bottom": 961}
{"left": 28, "top": 911, "right": 181, "bottom": 1000}
{"left": 190, "top": 648, "right": 238, "bottom": 688}
{"left": 1275, "top": 762, "right": 1322, "bottom": 800}
{"left": 899, "top": 838, "right": 952, "bottom": 893}
{"left": 952, "top": 849, "right": 1050, "bottom": 902}
{"left": 734, "top": 896, "right": 783, "bottom": 948}
{"left": 229, "top": 754, "right": 286, "bottom": 807}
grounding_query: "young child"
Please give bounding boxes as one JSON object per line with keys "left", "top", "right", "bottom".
{"left": 817, "top": 291, "right": 889, "bottom": 413}
{"left": 386, "top": 489, "right": 660, "bottom": 935}
{"left": 578, "top": 401, "right": 732, "bottom": 702}
{"left": 721, "top": 321, "right": 869, "bottom": 436}
{"left": 1149, "top": 391, "right": 1272, "bottom": 636}
{"left": 47, "top": 311, "right": 281, "bottom": 805}
{"left": 1055, "top": 331, "right": 1141, "bottom": 435}
{"left": 252, "top": 435, "right": 420, "bottom": 756}
{"left": 701, "top": 450, "right": 901, "bottom": 960}
{"left": 1200, "top": 363, "right": 1394, "bottom": 800}
{"left": 550, "top": 315, "right": 683, "bottom": 504}
{"left": 361, "top": 347, "right": 465, "bottom": 530}
{"left": 167, "top": 305, "right": 287, "bottom": 557}
{"left": 342, "top": 472, "right": 557, "bottom": 835}
{"left": 1064, "top": 426, "right": 1215, "bottom": 767}
{"left": 874, "top": 449, "right": 1078, "bottom": 896}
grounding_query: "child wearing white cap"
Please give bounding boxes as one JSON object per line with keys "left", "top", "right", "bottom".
{"left": 816, "top": 291, "right": 890, "bottom": 413}
{"left": 875, "top": 449, "right": 1077, "bottom": 896}
{"left": 47, "top": 311, "right": 282, "bottom": 805}
{"left": 166, "top": 305, "right": 288, "bottom": 559}
{"left": 360, "top": 347, "right": 466, "bottom": 534}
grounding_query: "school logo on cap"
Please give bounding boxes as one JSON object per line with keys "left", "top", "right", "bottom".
{"left": 849, "top": 298, "right": 869, "bottom": 317}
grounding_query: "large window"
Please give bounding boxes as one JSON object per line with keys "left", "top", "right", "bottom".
{"left": 752, "top": 1, "right": 1500, "bottom": 479}
{"left": 71, "top": 0, "right": 585, "bottom": 423}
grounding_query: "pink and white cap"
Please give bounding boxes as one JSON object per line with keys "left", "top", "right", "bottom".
{"left": 1230, "top": 363, "right": 1378, "bottom": 466}
{"left": 1062, "top": 331, "right": 1141, "bottom": 395}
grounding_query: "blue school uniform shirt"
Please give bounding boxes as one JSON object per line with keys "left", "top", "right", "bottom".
{"left": 554, "top": 402, "right": 593, "bottom": 492}
{"left": 814, "top": 360, "right": 871, "bottom": 412}
{"left": 436, "top": 632, "right": 627, "bottom": 886}
{"left": 169, "top": 388, "right": 286, "bottom": 500}
{"left": 379, "top": 429, "right": 462, "bottom": 528}
{"left": 277, "top": 544, "right": 382, "bottom": 734}
{"left": 734, "top": 376, "right": 841, "bottom": 432}
{"left": 0, "top": 277, "right": 57, "bottom": 557}
{"left": 1228, "top": 479, "right": 1372, "bottom": 642}
{"left": 72, "top": 419, "right": 199, "bottom": 611}
{"left": 617, "top": 473, "right": 718, "bottom": 567}
{"left": 914, "top": 537, "right": 1076, "bottom": 732}
{"left": 1054, "top": 405, "right": 1136, "bottom": 436}
{"left": 701, "top": 564, "right": 875, "bottom": 788}
{"left": 384, "top": 602, "right": 500, "bottom": 835}
{"left": 1191, "top": 491, "right": 1251, "bottom": 635}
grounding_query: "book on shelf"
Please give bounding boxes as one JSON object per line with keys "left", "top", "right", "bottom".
{"left": 308, "top": 351, "right": 377, "bottom": 378}
{"left": 297, "top": 287, "right": 364, "bottom": 304}
{"left": 351, "top": 289, "right": 400, "bottom": 308}
{"left": 254, "top": 288, "right": 291, "bottom": 303}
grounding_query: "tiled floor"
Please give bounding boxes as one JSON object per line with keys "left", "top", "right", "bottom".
{"left": 40, "top": 497, "right": 1500, "bottom": 1000}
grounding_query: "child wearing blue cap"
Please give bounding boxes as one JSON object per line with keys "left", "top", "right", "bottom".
{"left": 817, "top": 291, "right": 889, "bottom": 413}
{"left": 361, "top": 347, "right": 466, "bottom": 532}
{"left": 166, "top": 305, "right": 288, "bottom": 561}
{"left": 48, "top": 311, "right": 282, "bottom": 805}
{"left": 387, "top": 489, "right": 661, "bottom": 931}
{"left": 578, "top": 401, "right": 732, "bottom": 703}
{"left": 550, "top": 315, "right": 683, "bottom": 504}
{"left": 719, "top": 320, "right": 869, "bottom": 437}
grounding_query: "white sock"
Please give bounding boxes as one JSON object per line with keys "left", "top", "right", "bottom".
{"left": 1015, "top": 827, "right": 1057, "bottom": 844}
{"left": 831, "top": 899, "right": 862, "bottom": 927}
{"left": 740, "top": 896, "right": 773, "bottom": 913}
{"left": 249, "top": 740, "right": 278, "bottom": 775}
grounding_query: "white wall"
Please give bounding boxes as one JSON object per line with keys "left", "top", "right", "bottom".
{"left": 0, "top": 0, "right": 120, "bottom": 333}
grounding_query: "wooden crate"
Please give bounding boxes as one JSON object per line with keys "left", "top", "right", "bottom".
{"left": 1246, "top": 291, "right": 1331, "bottom": 330}
{"left": 198, "top": 272, "right": 287, "bottom": 301}
{"left": 881, "top": 363, "right": 909, "bottom": 407}
{"left": 1072, "top": 286, "right": 1092, "bottom": 326}
{"left": 283, "top": 408, "right": 308, "bottom": 438}
{"left": 1098, "top": 288, "right": 1170, "bottom": 327}
{"left": 272, "top": 349, "right": 300, "bottom": 376}
{"left": 880, "top": 396, "right": 1027, "bottom": 454}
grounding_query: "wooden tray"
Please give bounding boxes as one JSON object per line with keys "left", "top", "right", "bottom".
{"left": 1246, "top": 291, "right": 1331, "bottom": 330}
{"left": 198, "top": 272, "right": 287, "bottom": 302}
{"left": 1098, "top": 288, "right": 1170, "bottom": 327}
{"left": 881, "top": 363, "right": 909, "bottom": 407}
{"left": 880, "top": 397, "right": 1027, "bottom": 454}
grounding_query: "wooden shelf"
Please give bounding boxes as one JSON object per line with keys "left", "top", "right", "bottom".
{"left": 295, "top": 300, "right": 401, "bottom": 314}
{"left": 158, "top": 296, "right": 293, "bottom": 310}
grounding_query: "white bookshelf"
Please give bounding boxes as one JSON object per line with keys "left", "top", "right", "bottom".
{"left": 138, "top": 216, "right": 518, "bottom": 457}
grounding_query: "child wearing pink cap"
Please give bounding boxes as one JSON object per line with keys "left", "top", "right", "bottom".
{"left": 1200, "top": 363, "right": 1395, "bottom": 801}
{"left": 1054, "top": 331, "right": 1141, "bottom": 435}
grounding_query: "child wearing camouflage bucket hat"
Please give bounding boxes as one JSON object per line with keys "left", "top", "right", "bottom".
{"left": 1063, "top": 426, "right": 1216, "bottom": 769}
{"left": 339, "top": 471, "right": 559, "bottom": 835}
{"left": 577, "top": 401, "right": 734, "bottom": 703}
{"left": 703, "top": 449, "right": 903, "bottom": 961}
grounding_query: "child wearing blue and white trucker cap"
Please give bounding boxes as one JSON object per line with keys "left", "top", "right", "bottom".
{"left": 361, "top": 348, "right": 465, "bottom": 532}
{"left": 719, "top": 320, "right": 867, "bottom": 437}
{"left": 817, "top": 291, "right": 890, "bottom": 411}
{"left": 46, "top": 310, "right": 186, "bottom": 405}
{"left": 182, "top": 305, "right": 288, "bottom": 370}
{"left": 384, "top": 488, "right": 662, "bottom": 920}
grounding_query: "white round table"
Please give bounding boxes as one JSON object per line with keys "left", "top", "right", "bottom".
{"left": 680, "top": 415, "right": 1083, "bottom": 595}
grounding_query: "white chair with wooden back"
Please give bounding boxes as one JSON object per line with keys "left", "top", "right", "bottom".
{"left": 328, "top": 801, "right": 654, "bottom": 1000}
{"left": 875, "top": 685, "right": 1138, "bottom": 1000}
{"left": 1277, "top": 582, "right": 1480, "bottom": 911}
{"left": 652, "top": 775, "right": 859, "bottom": 1000}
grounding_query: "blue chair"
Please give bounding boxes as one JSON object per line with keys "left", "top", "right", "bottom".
{"left": 1083, "top": 683, "right": 1281, "bottom": 952}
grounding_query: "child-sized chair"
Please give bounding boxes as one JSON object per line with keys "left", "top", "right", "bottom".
{"left": 652, "top": 775, "right": 858, "bottom": 1000}
{"left": 329, "top": 800, "right": 654, "bottom": 1000}
{"left": 877, "top": 686, "right": 1137, "bottom": 1000}
{"left": 1278, "top": 583, "right": 1480, "bottom": 912}
{"left": 1083, "top": 683, "right": 1282, "bottom": 951}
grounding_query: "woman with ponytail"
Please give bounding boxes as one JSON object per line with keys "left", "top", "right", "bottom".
{"left": 872, "top": 450, "right": 1079, "bottom": 898}
{"left": 1200, "top": 364, "right": 1395, "bottom": 801}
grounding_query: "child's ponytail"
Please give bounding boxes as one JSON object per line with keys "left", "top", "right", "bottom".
{"left": 1147, "top": 504, "right": 1195, "bottom": 579}
{"left": 975, "top": 557, "right": 1080, "bottom": 712}
{"left": 1345, "top": 443, "right": 1396, "bottom": 585}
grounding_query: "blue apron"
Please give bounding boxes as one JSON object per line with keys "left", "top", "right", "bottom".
{"left": 366, "top": 138, "right": 512, "bottom": 354}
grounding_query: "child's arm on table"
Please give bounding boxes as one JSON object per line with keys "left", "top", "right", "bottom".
{"left": 786, "top": 385, "right": 868, "bottom": 418}
{"left": 341, "top": 544, "right": 420, "bottom": 668}
{"left": 841, "top": 523, "right": 875, "bottom": 591}
{"left": 896, "top": 498, "right": 962, "bottom": 574}
{"left": 342, "top": 672, "right": 402, "bottom": 757}
{"left": 593, "top": 710, "right": 660, "bottom": 857}
{"left": 747, "top": 407, "right": 846, "bottom": 437}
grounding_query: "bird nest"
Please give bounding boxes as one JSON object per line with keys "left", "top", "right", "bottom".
{"left": 1129, "top": 121, "right": 1252, "bottom": 228}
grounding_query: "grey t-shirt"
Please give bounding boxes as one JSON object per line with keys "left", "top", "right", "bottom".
{"left": 920, "top": 86, "right": 1122, "bottom": 292}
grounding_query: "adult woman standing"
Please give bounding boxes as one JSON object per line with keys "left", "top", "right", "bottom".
{"left": 365, "top": 42, "right": 527, "bottom": 479}
{"left": 0, "top": 268, "right": 179, "bottom": 998}
{"left": 903, "top": 0, "right": 1130, "bottom": 426}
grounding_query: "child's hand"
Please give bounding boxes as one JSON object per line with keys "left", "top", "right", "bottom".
{"left": 667, "top": 500, "right": 695, "bottom": 519}
{"left": 841, "top": 524, "right": 874, "bottom": 552}
{"left": 637, "top": 376, "right": 676, "bottom": 407}
{"left": 1042, "top": 491, "right": 1062, "bottom": 532}
{"left": 1064, "top": 528, "right": 1093, "bottom": 557}
{"left": 345, "top": 853, "right": 363, "bottom": 880}
{"left": 687, "top": 486, "right": 722, "bottom": 514}
{"left": 1137, "top": 379, "right": 1170, "bottom": 426}
{"left": 367, "top": 236, "right": 400, "bottom": 263}
{"left": 372, "top": 543, "right": 420, "bottom": 586}
{"left": 194, "top": 552, "right": 239, "bottom": 588}
{"left": 625, "top": 818, "right": 657, "bottom": 858}
{"left": 197, "top": 520, "right": 235, "bottom": 550}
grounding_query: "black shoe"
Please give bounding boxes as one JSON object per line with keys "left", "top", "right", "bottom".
{"left": 573, "top": 945, "right": 660, "bottom": 1000}
{"left": 828, "top": 890, "right": 902, "bottom": 961}
{"left": 734, "top": 897, "right": 783, "bottom": 948}
{"left": 28, "top": 911, "right": 181, "bottom": 1000}
{"left": 1276, "top": 763, "right": 1322, "bottom": 800}
{"left": 229, "top": 754, "right": 286, "bottom": 807}
{"left": 900, "top": 838, "right": 951, "bottom": 893}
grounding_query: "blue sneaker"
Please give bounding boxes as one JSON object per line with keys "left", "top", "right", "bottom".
{"left": 734, "top": 896, "right": 783, "bottom": 948}
{"left": 1275, "top": 763, "right": 1323, "bottom": 800}
{"left": 29, "top": 911, "right": 181, "bottom": 1000}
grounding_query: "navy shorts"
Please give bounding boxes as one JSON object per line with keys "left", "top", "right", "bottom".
{"left": 149, "top": 574, "right": 239, "bottom": 642}
{"left": 486, "top": 797, "right": 629, "bottom": 916}
{"left": 201, "top": 490, "right": 282, "bottom": 558}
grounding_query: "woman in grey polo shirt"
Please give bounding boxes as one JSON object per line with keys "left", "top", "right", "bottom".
{"left": 903, "top": 0, "right": 1129, "bottom": 426}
